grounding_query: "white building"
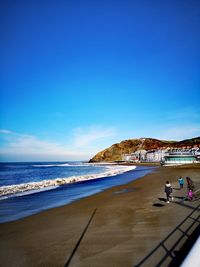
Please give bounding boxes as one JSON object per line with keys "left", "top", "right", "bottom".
{"left": 145, "top": 150, "right": 166, "bottom": 162}
{"left": 123, "top": 147, "right": 200, "bottom": 164}
{"left": 123, "top": 150, "right": 146, "bottom": 162}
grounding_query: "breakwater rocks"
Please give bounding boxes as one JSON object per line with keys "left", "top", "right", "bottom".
{"left": 0, "top": 165, "right": 136, "bottom": 198}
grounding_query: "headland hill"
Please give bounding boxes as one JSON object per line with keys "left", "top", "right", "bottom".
{"left": 89, "top": 136, "right": 200, "bottom": 164}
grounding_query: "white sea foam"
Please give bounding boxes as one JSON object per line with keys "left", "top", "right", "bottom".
{"left": 33, "top": 163, "right": 71, "bottom": 167}
{"left": 33, "top": 162, "right": 95, "bottom": 167}
{"left": 0, "top": 165, "right": 136, "bottom": 199}
{"left": 0, "top": 186, "right": 58, "bottom": 200}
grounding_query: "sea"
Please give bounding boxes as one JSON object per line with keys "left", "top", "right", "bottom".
{"left": 0, "top": 162, "right": 155, "bottom": 223}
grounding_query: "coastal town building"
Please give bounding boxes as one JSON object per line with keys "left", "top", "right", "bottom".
{"left": 123, "top": 147, "right": 200, "bottom": 165}
{"left": 123, "top": 150, "right": 146, "bottom": 162}
{"left": 145, "top": 149, "right": 165, "bottom": 162}
{"left": 164, "top": 152, "right": 198, "bottom": 165}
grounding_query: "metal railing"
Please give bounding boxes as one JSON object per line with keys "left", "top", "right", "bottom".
{"left": 134, "top": 203, "right": 200, "bottom": 267}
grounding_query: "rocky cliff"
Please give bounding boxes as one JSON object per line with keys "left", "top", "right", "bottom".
{"left": 89, "top": 137, "right": 200, "bottom": 162}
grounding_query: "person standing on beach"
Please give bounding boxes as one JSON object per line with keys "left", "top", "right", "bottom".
{"left": 186, "top": 176, "right": 196, "bottom": 199}
{"left": 178, "top": 176, "right": 184, "bottom": 189}
{"left": 165, "top": 181, "right": 173, "bottom": 203}
{"left": 186, "top": 176, "right": 194, "bottom": 191}
{"left": 188, "top": 189, "right": 194, "bottom": 201}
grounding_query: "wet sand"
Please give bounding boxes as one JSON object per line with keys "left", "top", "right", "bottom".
{"left": 0, "top": 165, "right": 200, "bottom": 267}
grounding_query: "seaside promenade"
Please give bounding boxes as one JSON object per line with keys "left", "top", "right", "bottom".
{"left": 0, "top": 164, "right": 200, "bottom": 267}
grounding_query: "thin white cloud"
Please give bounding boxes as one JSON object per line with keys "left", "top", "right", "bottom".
{"left": 2, "top": 123, "right": 198, "bottom": 162}
{"left": 0, "top": 130, "right": 90, "bottom": 161}
{"left": 0, "top": 126, "right": 117, "bottom": 162}
{"left": 72, "top": 125, "right": 116, "bottom": 147}
{"left": 0, "top": 129, "right": 13, "bottom": 134}
{"left": 155, "top": 125, "right": 200, "bottom": 141}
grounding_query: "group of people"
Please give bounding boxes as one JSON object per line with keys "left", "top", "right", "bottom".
{"left": 164, "top": 176, "right": 196, "bottom": 203}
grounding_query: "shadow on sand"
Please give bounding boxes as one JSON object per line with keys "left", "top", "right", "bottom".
{"left": 158, "top": 197, "right": 166, "bottom": 202}
{"left": 135, "top": 203, "right": 200, "bottom": 267}
{"left": 153, "top": 203, "right": 165, "bottom": 207}
{"left": 172, "top": 187, "right": 181, "bottom": 191}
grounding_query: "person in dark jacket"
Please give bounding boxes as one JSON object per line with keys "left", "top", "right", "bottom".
{"left": 165, "top": 181, "right": 173, "bottom": 203}
{"left": 186, "top": 176, "right": 194, "bottom": 191}
{"left": 186, "top": 176, "right": 196, "bottom": 199}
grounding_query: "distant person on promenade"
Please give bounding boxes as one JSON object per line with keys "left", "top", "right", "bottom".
{"left": 186, "top": 176, "right": 194, "bottom": 191}
{"left": 186, "top": 176, "right": 196, "bottom": 199}
{"left": 165, "top": 181, "right": 173, "bottom": 203}
{"left": 188, "top": 189, "right": 194, "bottom": 201}
{"left": 178, "top": 176, "right": 184, "bottom": 189}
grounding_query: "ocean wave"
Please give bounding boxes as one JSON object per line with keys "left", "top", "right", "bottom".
{"left": 33, "top": 163, "right": 71, "bottom": 167}
{"left": 0, "top": 165, "right": 136, "bottom": 199}
{"left": 32, "top": 162, "right": 96, "bottom": 167}
{"left": 32, "top": 162, "right": 116, "bottom": 168}
{"left": 0, "top": 186, "right": 58, "bottom": 200}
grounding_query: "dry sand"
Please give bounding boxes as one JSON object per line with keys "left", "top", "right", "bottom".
{"left": 0, "top": 165, "right": 200, "bottom": 267}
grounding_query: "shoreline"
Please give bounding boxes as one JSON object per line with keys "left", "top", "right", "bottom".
{"left": 0, "top": 165, "right": 153, "bottom": 223}
{"left": 0, "top": 164, "right": 136, "bottom": 198}
{"left": 0, "top": 165, "right": 200, "bottom": 266}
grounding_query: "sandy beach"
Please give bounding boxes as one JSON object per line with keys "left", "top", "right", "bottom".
{"left": 0, "top": 165, "right": 200, "bottom": 267}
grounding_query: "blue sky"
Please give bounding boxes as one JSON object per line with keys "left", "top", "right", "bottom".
{"left": 0, "top": 0, "right": 200, "bottom": 161}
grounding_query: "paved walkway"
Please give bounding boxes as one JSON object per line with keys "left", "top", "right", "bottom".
{"left": 136, "top": 184, "right": 200, "bottom": 267}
